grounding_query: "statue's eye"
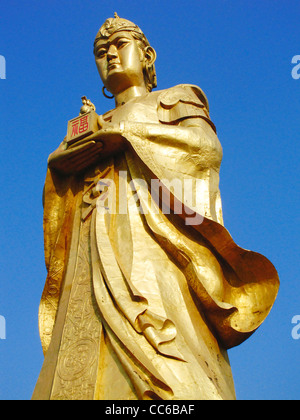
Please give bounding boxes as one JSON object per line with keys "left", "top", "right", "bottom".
{"left": 97, "top": 48, "right": 107, "bottom": 58}
{"left": 116, "top": 39, "right": 129, "bottom": 49}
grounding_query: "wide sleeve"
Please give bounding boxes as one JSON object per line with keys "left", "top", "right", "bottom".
{"left": 126, "top": 85, "right": 279, "bottom": 349}
{"left": 39, "top": 168, "right": 78, "bottom": 355}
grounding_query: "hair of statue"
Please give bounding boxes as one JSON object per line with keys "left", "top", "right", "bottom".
{"left": 94, "top": 16, "right": 157, "bottom": 92}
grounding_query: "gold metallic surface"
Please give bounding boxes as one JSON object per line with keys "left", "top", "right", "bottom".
{"left": 33, "top": 14, "right": 279, "bottom": 400}
{"left": 79, "top": 96, "right": 96, "bottom": 115}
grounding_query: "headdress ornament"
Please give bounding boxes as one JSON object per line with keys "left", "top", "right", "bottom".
{"left": 94, "top": 13, "right": 149, "bottom": 46}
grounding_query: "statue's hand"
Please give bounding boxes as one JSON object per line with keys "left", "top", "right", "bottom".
{"left": 48, "top": 122, "right": 126, "bottom": 175}
{"left": 48, "top": 139, "right": 103, "bottom": 175}
{"left": 65, "top": 121, "right": 126, "bottom": 150}
{"left": 67, "top": 121, "right": 126, "bottom": 154}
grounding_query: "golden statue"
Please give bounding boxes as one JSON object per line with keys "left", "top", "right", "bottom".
{"left": 33, "top": 14, "right": 279, "bottom": 400}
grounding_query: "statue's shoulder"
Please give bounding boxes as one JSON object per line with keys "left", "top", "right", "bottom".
{"left": 157, "top": 84, "right": 216, "bottom": 132}
{"left": 158, "top": 84, "right": 210, "bottom": 111}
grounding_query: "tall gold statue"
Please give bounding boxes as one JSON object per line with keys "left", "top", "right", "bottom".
{"left": 33, "top": 14, "right": 279, "bottom": 400}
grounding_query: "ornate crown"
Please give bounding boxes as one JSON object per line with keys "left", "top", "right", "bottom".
{"left": 94, "top": 13, "right": 147, "bottom": 46}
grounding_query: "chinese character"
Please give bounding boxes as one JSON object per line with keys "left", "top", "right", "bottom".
{"left": 0, "top": 55, "right": 6, "bottom": 80}
{"left": 79, "top": 115, "right": 89, "bottom": 134}
{"left": 71, "top": 120, "right": 79, "bottom": 137}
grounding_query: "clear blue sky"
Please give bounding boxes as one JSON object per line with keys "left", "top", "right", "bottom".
{"left": 0, "top": 0, "right": 299, "bottom": 400}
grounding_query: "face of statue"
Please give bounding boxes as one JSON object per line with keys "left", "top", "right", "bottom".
{"left": 94, "top": 30, "right": 147, "bottom": 96}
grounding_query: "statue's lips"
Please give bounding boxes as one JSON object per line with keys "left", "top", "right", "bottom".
{"left": 107, "top": 62, "right": 121, "bottom": 71}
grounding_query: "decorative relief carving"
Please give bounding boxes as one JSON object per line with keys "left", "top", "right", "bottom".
{"left": 51, "top": 218, "right": 102, "bottom": 400}
{"left": 57, "top": 338, "right": 98, "bottom": 381}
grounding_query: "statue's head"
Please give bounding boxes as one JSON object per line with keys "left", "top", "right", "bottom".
{"left": 94, "top": 13, "right": 157, "bottom": 95}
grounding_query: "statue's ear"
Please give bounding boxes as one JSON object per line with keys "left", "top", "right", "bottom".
{"left": 144, "top": 46, "right": 156, "bottom": 67}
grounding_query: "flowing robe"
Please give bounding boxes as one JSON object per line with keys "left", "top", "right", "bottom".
{"left": 33, "top": 84, "right": 279, "bottom": 400}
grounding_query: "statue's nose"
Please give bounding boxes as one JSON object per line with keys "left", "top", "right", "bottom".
{"left": 107, "top": 45, "right": 118, "bottom": 60}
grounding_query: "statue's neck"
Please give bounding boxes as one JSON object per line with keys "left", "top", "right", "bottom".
{"left": 114, "top": 86, "right": 148, "bottom": 107}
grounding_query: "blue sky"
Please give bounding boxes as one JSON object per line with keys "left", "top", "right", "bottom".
{"left": 0, "top": 0, "right": 299, "bottom": 400}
